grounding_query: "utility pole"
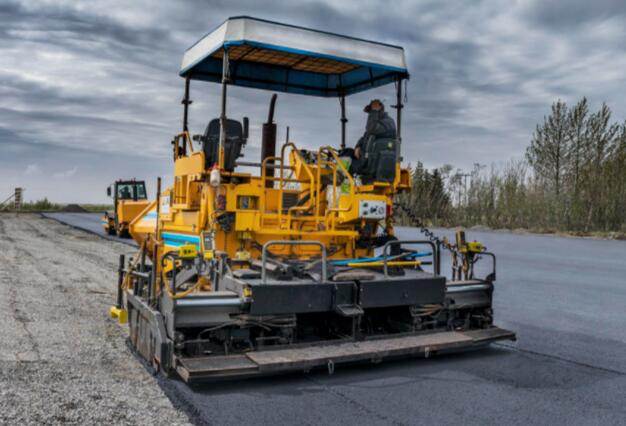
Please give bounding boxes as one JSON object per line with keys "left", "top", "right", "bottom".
{"left": 14, "top": 188, "right": 23, "bottom": 211}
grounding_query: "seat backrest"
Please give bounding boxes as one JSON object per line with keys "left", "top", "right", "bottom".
{"left": 202, "top": 119, "right": 244, "bottom": 171}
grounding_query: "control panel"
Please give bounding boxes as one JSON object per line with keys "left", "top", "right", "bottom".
{"left": 358, "top": 200, "right": 387, "bottom": 220}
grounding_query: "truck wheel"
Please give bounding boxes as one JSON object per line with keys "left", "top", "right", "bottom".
{"left": 116, "top": 226, "right": 129, "bottom": 238}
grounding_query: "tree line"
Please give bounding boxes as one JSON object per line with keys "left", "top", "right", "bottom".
{"left": 396, "top": 98, "right": 626, "bottom": 235}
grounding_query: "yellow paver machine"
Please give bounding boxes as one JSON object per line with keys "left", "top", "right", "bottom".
{"left": 114, "top": 16, "right": 515, "bottom": 382}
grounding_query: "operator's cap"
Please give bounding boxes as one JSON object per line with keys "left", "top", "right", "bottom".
{"left": 364, "top": 99, "right": 384, "bottom": 112}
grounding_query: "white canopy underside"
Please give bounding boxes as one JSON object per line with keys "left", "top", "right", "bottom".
{"left": 180, "top": 17, "right": 408, "bottom": 97}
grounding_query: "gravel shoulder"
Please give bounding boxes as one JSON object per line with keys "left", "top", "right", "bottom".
{"left": 0, "top": 214, "right": 189, "bottom": 425}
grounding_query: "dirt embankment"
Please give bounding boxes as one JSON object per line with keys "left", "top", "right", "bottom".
{"left": 0, "top": 214, "right": 189, "bottom": 425}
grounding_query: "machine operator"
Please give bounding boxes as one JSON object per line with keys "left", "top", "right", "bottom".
{"left": 119, "top": 186, "right": 132, "bottom": 199}
{"left": 355, "top": 99, "right": 396, "bottom": 159}
{"left": 341, "top": 99, "right": 397, "bottom": 179}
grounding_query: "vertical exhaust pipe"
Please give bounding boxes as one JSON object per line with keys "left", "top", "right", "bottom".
{"left": 261, "top": 94, "right": 278, "bottom": 188}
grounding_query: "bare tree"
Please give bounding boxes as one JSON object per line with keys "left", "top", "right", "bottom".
{"left": 581, "top": 103, "right": 619, "bottom": 230}
{"left": 526, "top": 100, "right": 569, "bottom": 197}
{"left": 566, "top": 97, "right": 588, "bottom": 192}
{"left": 401, "top": 98, "right": 626, "bottom": 235}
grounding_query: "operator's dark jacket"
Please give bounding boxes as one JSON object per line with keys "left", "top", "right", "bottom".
{"left": 349, "top": 110, "right": 396, "bottom": 176}
{"left": 355, "top": 110, "right": 397, "bottom": 152}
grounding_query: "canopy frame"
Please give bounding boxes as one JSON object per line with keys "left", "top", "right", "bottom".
{"left": 179, "top": 17, "right": 408, "bottom": 168}
{"left": 180, "top": 17, "right": 408, "bottom": 98}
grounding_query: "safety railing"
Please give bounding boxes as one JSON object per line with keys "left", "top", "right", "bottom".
{"left": 261, "top": 240, "right": 327, "bottom": 284}
{"left": 172, "top": 131, "right": 195, "bottom": 158}
{"left": 480, "top": 251, "right": 496, "bottom": 282}
{"left": 275, "top": 143, "right": 316, "bottom": 230}
{"left": 318, "top": 147, "right": 355, "bottom": 229}
{"left": 258, "top": 143, "right": 358, "bottom": 232}
{"left": 260, "top": 155, "right": 294, "bottom": 216}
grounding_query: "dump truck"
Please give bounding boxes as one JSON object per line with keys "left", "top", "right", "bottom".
{"left": 111, "top": 16, "right": 515, "bottom": 382}
{"left": 102, "top": 179, "right": 150, "bottom": 237}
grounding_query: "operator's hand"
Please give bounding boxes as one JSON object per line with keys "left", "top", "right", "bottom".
{"left": 355, "top": 147, "right": 362, "bottom": 159}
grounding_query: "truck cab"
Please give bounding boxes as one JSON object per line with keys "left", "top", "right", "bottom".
{"left": 103, "top": 179, "right": 149, "bottom": 237}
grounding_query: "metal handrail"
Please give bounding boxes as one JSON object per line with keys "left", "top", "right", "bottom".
{"left": 381, "top": 240, "right": 438, "bottom": 278}
{"left": 279, "top": 143, "right": 317, "bottom": 229}
{"left": 320, "top": 146, "right": 355, "bottom": 198}
{"left": 260, "top": 155, "right": 281, "bottom": 215}
{"left": 261, "top": 240, "right": 327, "bottom": 284}
{"left": 173, "top": 131, "right": 195, "bottom": 158}
{"left": 319, "top": 147, "right": 355, "bottom": 230}
{"left": 480, "top": 251, "right": 497, "bottom": 282}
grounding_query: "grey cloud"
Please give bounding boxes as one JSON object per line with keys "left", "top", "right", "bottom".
{"left": 0, "top": 134, "right": 171, "bottom": 203}
{"left": 0, "top": 1, "right": 172, "bottom": 48}
{"left": 2, "top": 0, "right": 626, "bottom": 202}
{"left": 522, "top": 0, "right": 626, "bottom": 30}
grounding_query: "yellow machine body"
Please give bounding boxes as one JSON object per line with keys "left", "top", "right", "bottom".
{"left": 130, "top": 142, "right": 412, "bottom": 269}
{"left": 117, "top": 200, "right": 151, "bottom": 227}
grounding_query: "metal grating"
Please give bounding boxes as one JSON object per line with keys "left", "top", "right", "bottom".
{"left": 212, "top": 46, "right": 358, "bottom": 75}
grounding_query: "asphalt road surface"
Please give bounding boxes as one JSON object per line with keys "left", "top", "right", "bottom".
{"left": 43, "top": 212, "right": 137, "bottom": 246}
{"left": 45, "top": 213, "right": 626, "bottom": 425}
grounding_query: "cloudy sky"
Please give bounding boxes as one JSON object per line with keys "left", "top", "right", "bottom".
{"left": 2, "top": 0, "right": 626, "bottom": 203}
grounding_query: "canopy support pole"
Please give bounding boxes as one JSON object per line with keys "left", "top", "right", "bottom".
{"left": 340, "top": 94, "right": 347, "bottom": 150}
{"left": 394, "top": 77, "right": 404, "bottom": 161}
{"left": 182, "top": 76, "right": 192, "bottom": 133}
{"left": 218, "top": 50, "right": 230, "bottom": 168}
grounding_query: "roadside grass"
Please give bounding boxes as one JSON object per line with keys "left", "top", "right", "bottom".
{"left": 1, "top": 198, "right": 112, "bottom": 213}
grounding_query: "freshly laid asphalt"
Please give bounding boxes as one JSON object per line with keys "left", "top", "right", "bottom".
{"left": 43, "top": 212, "right": 137, "bottom": 247}
{"left": 44, "top": 213, "right": 626, "bottom": 425}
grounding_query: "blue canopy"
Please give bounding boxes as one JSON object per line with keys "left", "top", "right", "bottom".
{"left": 180, "top": 17, "right": 409, "bottom": 97}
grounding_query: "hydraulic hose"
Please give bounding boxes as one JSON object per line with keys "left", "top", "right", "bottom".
{"left": 330, "top": 251, "right": 431, "bottom": 266}
{"left": 159, "top": 251, "right": 204, "bottom": 300}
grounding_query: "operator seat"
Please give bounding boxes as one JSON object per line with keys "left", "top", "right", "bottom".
{"left": 346, "top": 135, "right": 397, "bottom": 184}
{"left": 360, "top": 136, "right": 397, "bottom": 183}
{"left": 202, "top": 118, "right": 245, "bottom": 171}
